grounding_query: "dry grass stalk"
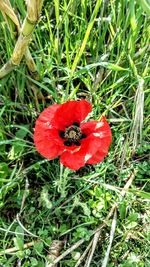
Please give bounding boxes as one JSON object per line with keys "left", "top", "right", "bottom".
{"left": 84, "top": 231, "right": 101, "bottom": 267}
{"left": 11, "top": 0, "right": 43, "bottom": 65}
{"left": 0, "top": 0, "right": 44, "bottom": 78}
{"left": 0, "top": 0, "right": 37, "bottom": 74}
{"left": 131, "top": 78, "right": 144, "bottom": 151}
{"left": 74, "top": 240, "right": 93, "bottom": 267}
{"left": 0, "top": 241, "right": 35, "bottom": 256}
{"left": 46, "top": 240, "right": 64, "bottom": 267}
{"left": 101, "top": 208, "right": 117, "bottom": 267}
{"left": 0, "top": 0, "right": 20, "bottom": 32}
{"left": 52, "top": 238, "right": 86, "bottom": 265}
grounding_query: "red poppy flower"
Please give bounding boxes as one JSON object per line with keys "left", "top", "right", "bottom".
{"left": 34, "top": 100, "right": 112, "bottom": 170}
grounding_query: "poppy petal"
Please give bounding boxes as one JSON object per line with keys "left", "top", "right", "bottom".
{"left": 34, "top": 104, "right": 64, "bottom": 159}
{"left": 34, "top": 126, "right": 64, "bottom": 159}
{"left": 81, "top": 116, "right": 112, "bottom": 140}
{"left": 60, "top": 134, "right": 104, "bottom": 170}
{"left": 52, "top": 100, "right": 92, "bottom": 130}
{"left": 86, "top": 150, "right": 106, "bottom": 164}
{"left": 80, "top": 116, "right": 112, "bottom": 165}
{"left": 36, "top": 104, "right": 60, "bottom": 125}
{"left": 86, "top": 138, "right": 111, "bottom": 164}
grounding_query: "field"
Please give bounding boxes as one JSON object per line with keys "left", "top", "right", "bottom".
{"left": 0, "top": 0, "right": 150, "bottom": 266}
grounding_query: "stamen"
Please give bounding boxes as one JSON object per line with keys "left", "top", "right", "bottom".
{"left": 64, "top": 140, "right": 72, "bottom": 146}
{"left": 81, "top": 133, "right": 87, "bottom": 139}
{"left": 64, "top": 125, "right": 82, "bottom": 141}
{"left": 74, "top": 141, "right": 81, "bottom": 146}
{"left": 59, "top": 131, "right": 65, "bottom": 138}
{"left": 73, "top": 122, "right": 80, "bottom": 127}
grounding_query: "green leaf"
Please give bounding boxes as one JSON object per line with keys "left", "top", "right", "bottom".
{"left": 79, "top": 202, "right": 91, "bottom": 216}
{"left": 13, "top": 237, "right": 24, "bottom": 251}
{"left": 8, "top": 141, "right": 25, "bottom": 160}
{"left": 14, "top": 226, "right": 24, "bottom": 251}
{"left": 0, "top": 130, "right": 6, "bottom": 155}
{"left": 138, "top": 0, "right": 150, "bottom": 16}
{"left": 75, "top": 62, "right": 129, "bottom": 75}
{"left": 40, "top": 186, "right": 52, "bottom": 209}
{"left": 34, "top": 241, "right": 44, "bottom": 254}
{"left": 136, "top": 190, "right": 150, "bottom": 199}
{"left": 15, "top": 125, "right": 29, "bottom": 139}
{"left": 30, "top": 257, "right": 38, "bottom": 266}
{"left": 100, "top": 62, "right": 129, "bottom": 71}
{"left": 126, "top": 221, "right": 138, "bottom": 229}
{"left": 119, "top": 201, "right": 127, "bottom": 220}
{"left": 0, "top": 162, "right": 9, "bottom": 180}
{"left": 95, "top": 186, "right": 102, "bottom": 198}
{"left": 127, "top": 212, "right": 138, "bottom": 222}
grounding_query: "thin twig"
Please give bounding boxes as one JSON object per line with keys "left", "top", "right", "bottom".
{"left": 84, "top": 231, "right": 101, "bottom": 267}
{"left": 120, "top": 170, "right": 136, "bottom": 198}
{"left": 53, "top": 239, "right": 86, "bottom": 264}
{"left": 0, "top": 241, "right": 35, "bottom": 255}
{"left": 16, "top": 214, "right": 38, "bottom": 238}
{"left": 74, "top": 240, "right": 93, "bottom": 267}
{"left": 19, "top": 177, "right": 29, "bottom": 215}
{"left": 101, "top": 208, "right": 117, "bottom": 267}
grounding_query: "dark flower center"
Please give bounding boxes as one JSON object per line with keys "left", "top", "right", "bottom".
{"left": 64, "top": 125, "right": 82, "bottom": 141}
{"left": 59, "top": 122, "right": 87, "bottom": 147}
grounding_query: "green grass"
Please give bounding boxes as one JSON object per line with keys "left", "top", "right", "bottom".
{"left": 0, "top": 0, "right": 150, "bottom": 266}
